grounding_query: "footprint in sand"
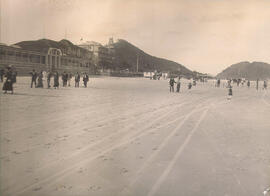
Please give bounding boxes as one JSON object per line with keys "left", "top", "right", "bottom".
{"left": 152, "top": 147, "right": 158, "bottom": 151}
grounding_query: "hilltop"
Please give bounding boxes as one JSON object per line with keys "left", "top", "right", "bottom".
{"left": 111, "top": 39, "right": 193, "bottom": 75}
{"left": 216, "top": 61, "right": 270, "bottom": 80}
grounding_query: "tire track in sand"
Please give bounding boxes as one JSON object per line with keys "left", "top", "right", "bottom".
{"left": 8, "top": 100, "right": 191, "bottom": 196}
{"left": 147, "top": 108, "right": 210, "bottom": 196}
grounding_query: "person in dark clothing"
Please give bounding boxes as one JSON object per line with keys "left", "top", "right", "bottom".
{"left": 29, "top": 69, "right": 37, "bottom": 88}
{"left": 256, "top": 79, "right": 259, "bottom": 90}
{"left": 263, "top": 80, "right": 267, "bottom": 90}
{"left": 83, "top": 73, "right": 89, "bottom": 87}
{"left": 68, "top": 73, "right": 72, "bottom": 87}
{"left": 2, "top": 67, "right": 14, "bottom": 94}
{"left": 247, "top": 80, "right": 250, "bottom": 88}
{"left": 53, "top": 72, "right": 59, "bottom": 89}
{"left": 75, "top": 72, "right": 80, "bottom": 88}
{"left": 217, "top": 79, "right": 221, "bottom": 87}
{"left": 0, "top": 69, "right": 4, "bottom": 82}
{"left": 36, "top": 71, "right": 43, "bottom": 88}
{"left": 169, "top": 78, "right": 176, "bottom": 92}
{"left": 62, "top": 72, "right": 68, "bottom": 87}
{"left": 47, "top": 71, "right": 52, "bottom": 88}
{"left": 188, "top": 82, "right": 192, "bottom": 90}
{"left": 227, "top": 85, "right": 233, "bottom": 100}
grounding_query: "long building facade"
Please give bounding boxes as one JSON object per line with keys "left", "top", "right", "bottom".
{"left": 0, "top": 39, "right": 95, "bottom": 75}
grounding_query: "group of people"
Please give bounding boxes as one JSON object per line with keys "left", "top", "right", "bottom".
{"left": 1, "top": 66, "right": 91, "bottom": 94}
{"left": 169, "top": 76, "right": 193, "bottom": 93}
{"left": 29, "top": 69, "right": 90, "bottom": 89}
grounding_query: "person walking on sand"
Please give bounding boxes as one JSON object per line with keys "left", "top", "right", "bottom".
{"left": 188, "top": 82, "right": 192, "bottom": 90}
{"left": 62, "top": 71, "right": 68, "bottom": 87}
{"left": 256, "top": 79, "right": 259, "bottom": 90}
{"left": 47, "top": 71, "right": 52, "bottom": 88}
{"left": 263, "top": 80, "right": 267, "bottom": 90}
{"left": 227, "top": 85, "right": 233, "bottom": 100}
{"left": 36, "top": 71, "right": 43, "bottom": 88}
{"left": 2, "top": 66, "right": 14, "bottom": 94}
{"left": 29, "top": 69, "right": 37, "bottom": 88}
{"left": 216, "top": 79, "right": 221, "bottom": 88}
{"left": 53, "top": 71, "right": 59, "bottom": 89}
{"left": 68, "top": 72, "right": 72, "bottom": 87}
{"left": 83, "top": 73, "right": 89, "bottom": 88}
{"left": 247, "top": 80, "right": 250, "bottom": 88}
{"left": 169, "top": 77, "right": 176, "bottom": 92}
{"left": 176, "top": 76, "right": 181, "bottom": 93}
{"left": 75, "top": 72, "right": 80, "bottom": 88}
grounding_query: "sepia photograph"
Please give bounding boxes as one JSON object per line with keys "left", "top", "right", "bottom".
{"left": 1, "top": 0, "right": 270, "bottom": 195}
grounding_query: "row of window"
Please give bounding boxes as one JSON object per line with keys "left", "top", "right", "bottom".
{"left": 0, "top": 48, "right": 91, "bottom": 68}
{"left": 0, "top": 49, "right": 46, "bottom": 64}
{"left": 60, "top": 58, "right": 91, "bottom": 68}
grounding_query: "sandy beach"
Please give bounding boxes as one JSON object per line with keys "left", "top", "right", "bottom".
{"left": 1, "top": 77, "right": 270, "bottom": 196}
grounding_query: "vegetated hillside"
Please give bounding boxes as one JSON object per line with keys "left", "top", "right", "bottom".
{"left": 216, "top": 61, "right": 270, "bottom": 80}
{"left": 16, "top": 39, "right": 90, "bottom": 57}
{"left": 112, "top": 39, "right": 193, "bottom": 75}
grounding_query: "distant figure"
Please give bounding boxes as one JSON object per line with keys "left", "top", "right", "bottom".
{"left": 62, "top": 72, "right": 68, "bottom": 87}
{"left": 68, "top": 72, "right": 72, "bottom": 87}
{"left": 29, "top": 69, "right": 37, "bottom": 88}
{"left": 75, "top": 72, "right": 80, "bottom": 88}
{"left": 2, "top": 66, "right": 14, "bottom": 94}
{"left": 176, "top": 76, "right": 181, "bottom": 93}
{"left": 47, "top": 71, "right": 52, "bottom": 88}
{"left": 216, "top": 79, "right": 220, "bottom": 87}
{"left": 188, "top": 82, "right": 192, "bottom": 90}
{"left": 256, "top": 79, "right": 259, "bottom": 90}
{"left": 36, "top": 71, "right": 43, "bottom": 88}
{"left": 0, "top": 68, "right": 4, "bottom": 82}
{"left": 53, "top": 72, "right": 59, "bottom": 89}
{"left": 237, "top": 79, "right": 240, "bottom": 87}
{"left": 247, "top": 80, "right": 250, "bottom": 88}
{"left": 227, "top": 79, "right": 232, "bottom": 87}
{"left": 169, "top": 78, "right": 176, "bottom": 92}
{"left": 193, "top": 79, "right": 196, "bottom": 86}
{"left": 227, "top": 85, "right": 233, "bottom": 100}
{"left": 263, "top": 80, "right": 267, "bottom": 90}
{"left": 83, "top": 73, "right": 89, "bottom": 87}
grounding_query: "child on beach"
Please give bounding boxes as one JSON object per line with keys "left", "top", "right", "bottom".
{"left": 227, "top": 85, "right": 233, "bottom": 100}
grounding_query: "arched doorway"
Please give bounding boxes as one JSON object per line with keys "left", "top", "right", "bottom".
{"left": 47, "top": 48, "right": 62, "bottom": 71}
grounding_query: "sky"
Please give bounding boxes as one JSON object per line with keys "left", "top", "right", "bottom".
{"left": 1, "top": 0, "right": 270, "bottom": 75}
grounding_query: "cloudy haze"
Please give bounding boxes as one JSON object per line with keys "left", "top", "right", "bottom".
{"left": 1, "top": 0, "right": 270, "bottom": 74}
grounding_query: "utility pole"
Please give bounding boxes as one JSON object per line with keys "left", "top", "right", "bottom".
{"left": 136, "top": 53, "right": 139, "bottom": 72}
